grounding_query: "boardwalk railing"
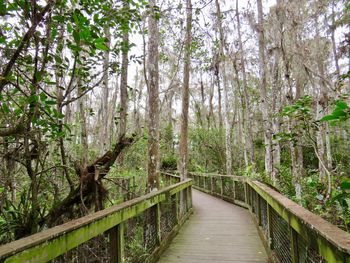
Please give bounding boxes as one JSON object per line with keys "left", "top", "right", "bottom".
{"left": 0, "top": 179, "right": 192, "bottom": 263}
{"left": 188, "top": 172, "right": 350, "bottom": 263}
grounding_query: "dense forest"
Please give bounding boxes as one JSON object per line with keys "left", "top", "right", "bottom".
{"left": 0, "top": 0, "right": 349, "bottom": 249}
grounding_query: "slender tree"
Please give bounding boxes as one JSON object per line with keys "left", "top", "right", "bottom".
{"left": 257, "top": 0, "right": 273, "bottom": 178}
{"left": 147, "top": 0, "right": 160, "bottom": 190}
{"left": 178, "top": 0, "right": 193, "bottom": 180}
{"left": 236, "top": 0, "right": 255, "bottom": 168}
{"left": 215, "top": 0, "right": 232, "bottom": 175}
{"left": 119, "top": 2, "right": 130, "bottom": 139}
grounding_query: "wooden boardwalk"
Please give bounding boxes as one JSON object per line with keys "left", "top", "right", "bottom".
{"left": 158, "top": 189, "right": 267, "bottom": 263}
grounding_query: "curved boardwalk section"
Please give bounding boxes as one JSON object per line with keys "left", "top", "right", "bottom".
{"left": 158, "top": 189, "right": 267, "bottom": 262}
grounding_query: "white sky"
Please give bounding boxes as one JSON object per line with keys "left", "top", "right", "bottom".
{"left": 123, "top": 0, "right": 279, "bottom": 121}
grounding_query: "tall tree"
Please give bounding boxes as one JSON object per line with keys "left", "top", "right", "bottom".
{"left": 119, "top": 2, "right": 130, "bottom": 139}
{"left": 178, "top": 0, "right": 193, "bottom": 180}
{"left": 147, "top": 0, "right": 160, "bottom": 190}
{"left": 215, "top": 0, "right": 232, "bottom": 175}
{"left": 235, "top": 0, "right": 255, "bottom": 168}
{"left": 101, "top": 26, "right": 110, "bottom": 151}
{"left": 257, "top": 0, "right": 273, "bottom": 178}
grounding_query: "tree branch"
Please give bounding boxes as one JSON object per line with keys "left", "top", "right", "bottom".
{"left": 0, "top": 1, "right": 55, "bottom": 94}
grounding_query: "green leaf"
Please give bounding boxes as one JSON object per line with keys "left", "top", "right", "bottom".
{"left": 45, "top": 100, "right": 57, "bottom": 105}
{"left": 73, "top": 31, "right": 80, "bottom": 43}
{"left": 72, "top": 11, "right": 80, "bottom": 25}
{"left": 93, "top": 14, "right": 99, "bottom": 22}
{"left": 340, "top": 181, "right": 350, "bottom": 190}
{"left": 28, "top": 94, "right": 38, "bottom": 104}
{"left": 80, "top": 28, "right": 92, "bottom": 42}
{"left": 0, "top": 0, "right": 6, "bottom": 16}
{"left": 14, "top": 108, "right": 22, "bottom": 116}
{"left": 1, "top": 103, "right": 10, "bottom": 113}
{"left": 320, "top": 115, "right": 338, "bottom": 122}
{"left": 53, "top": 15, "right": 64, "bottom": 23}
{"left": 336, "top": 101, "right": 348, "bottom": 110}
{"left": 53, "top": 109, "right": 64, "bottom": 119}
{"left": 332, "top": 109, "right": 346, "bottom": 118}
{"left": 39, "top": 92, "right": 47, "bottom": 101}
{"left": 95, "top": 43, "right": 109, "bottom": 51}
{"left": 51, "top": 28, "right": 58, "bottom": 39}
{"left": 332, "top": 193, "right": 350, "bottom": 203}
{"left": 94, "top": 38, "right": 105, "bottom": 43}
{"left": 67, "top": 23, "right": 73, "bottom": 33}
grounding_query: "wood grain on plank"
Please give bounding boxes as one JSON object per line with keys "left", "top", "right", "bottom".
{"left": 158, "top": 189, "right": 267, "bottom": 263}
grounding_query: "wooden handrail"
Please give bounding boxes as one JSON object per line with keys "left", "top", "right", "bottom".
{"left": 0, "top": 179, "right": 193, "bottom": 263}
{"left": 189, "top": 171, "right": 245, "bottom": 180}
{"left": 188, "top": 172, "right": 350, "bottom": 263}
{"left": 159, "top": 171, "right": 181, "bottom": 179}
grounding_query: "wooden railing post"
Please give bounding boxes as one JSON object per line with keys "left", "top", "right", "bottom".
{"left": 232, "top": 179, "right": 236, "bottom": 201}
{"left": 132, "top": 176, "right": 136, "bottom": 199}
{"left": 220, "top": 177, "right": 224, "bottom": 197}
{"left": 210, "top": 176, "right": 214, "bottom": 194}
{"left": 188, "top": 185, "right": 192, "bottom": 208}
{"left": 156, "top": 203, "right": 161, "bottom": 245}
{"left": 257, "top": 195, "right": 262, "bottom": 226}
{"left": 173, "top": 193, "right": 179, "bottom": 223}
{"left": 290, "top": 227, "right": 299, "bottom": 263}
{"left": 109, "top": 223, "right": 124, "bottom": 263}
{"left": 243, "top": 181, "right": 247, "bottom": 204}
{"left": 267, "top": 204, "right": 274, "bottom": 249}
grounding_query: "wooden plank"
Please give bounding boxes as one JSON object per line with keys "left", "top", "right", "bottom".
{"left": 158, "top": 190, "right": 267, "bottom": 263}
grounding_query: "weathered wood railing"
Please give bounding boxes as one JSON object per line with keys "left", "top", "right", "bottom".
{"left": 188, "top": 172, "right": 350, "bottom": 263}
{"left": 0, "top": 179, "right": 192, "bottom": 263}
{"left": 160, "top": 171, "right": 181, "bottom": 185}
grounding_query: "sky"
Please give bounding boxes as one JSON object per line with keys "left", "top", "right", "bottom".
{"left": 123, "top": 0, "right": 279, "bottom": 119}
{"left": 127, "top": 0, "right": 277, "bottom": 83}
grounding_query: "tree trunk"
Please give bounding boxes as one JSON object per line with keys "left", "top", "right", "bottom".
{"left": 236, "top": 0, "right": 254, "bottom": 168}
{"left": 178, "top": 0, "right": 192, "bottom": 180}
{"left": 271, "top": 49, "right": 281, "bottom": 181}
{"left": 101, "top": 25, "right": 111, "bottom": 151}
{"left": 232, "top": 58, "right": 248, "bottom": 167}
{"left": 331, "top": 0, "right": 340, "bottom": 77}
{"left": 77, "top": 64, "right": 89, "bottom": 166}
{"left": 215, "top": 0, "right": 232, "bottom": 175}
{"left": 257, "top": 0, "right": 273, "bottom": 177}
{"left": 147, "top": 0, "right": 160, "bottom": 191}
{"left": 119, "top": 18, "right": 129, "bottom": 139}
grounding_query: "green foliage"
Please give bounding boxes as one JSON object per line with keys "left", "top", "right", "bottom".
{"left": 0, "top": 0, "right": 147, "bottom": 245}
{"left": 276, "top": 165, "right": 296, "bottom": 198}
{"left": 125, "top": 225, "right": 149, "bottom": 263}
{"left": 281, "top": 95, "right": 312, "bottom": 118}
{"left": 161, "top": 123, "right": 174, "bottom": 152}
{"left": 0, "top": 191, "right": 32, "bottom": 244}
{"left": 320, "top": 100, "right": 350, "bottom": 124}
{"left": 189, "top": 127, "right": 225, "bottom": 173}
{"left": 122, "top": 136, "right": 148, "bottom": 171}
{"left": 302, "top": 146, "right": 319, "bottom": 170}
{"left": 160, "top": 154, "right": 177, "bottom": 171}
{"left": 276, "top": 95, "right": 315, "bottom": 147}
{"left": 331, "top": 178, "right": 350, "bottom": 230}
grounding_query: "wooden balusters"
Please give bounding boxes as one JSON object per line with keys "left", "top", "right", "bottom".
{"left": 109, "top": 223, "right": 124, "bottom": 263}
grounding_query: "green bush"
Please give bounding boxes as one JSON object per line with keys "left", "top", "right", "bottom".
{"left": 160, "top": 154, "right": 177, "bottom": 170}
